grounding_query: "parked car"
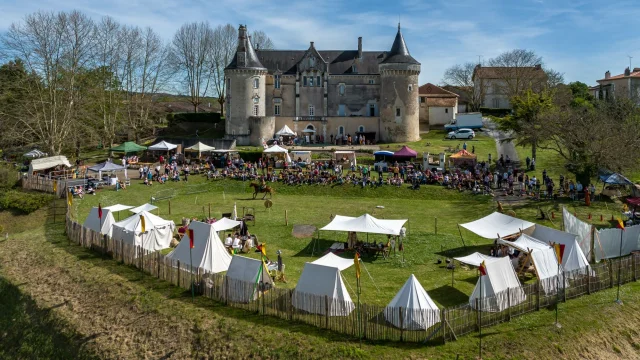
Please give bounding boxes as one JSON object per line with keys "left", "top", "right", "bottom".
{"left": 447, "top": 128, "right": 475, "bottom": 139}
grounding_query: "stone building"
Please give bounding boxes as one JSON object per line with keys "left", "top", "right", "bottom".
{"left": 418, "top": 83, "right": 459, "bottom": 128}
{"left": 591, "top": 67, "right": 640, "bottom": 101}
{"left": 472, "top": 64, "right": 546, "bottom": 110}
{"left": 224, "top": 24, "right": 421, "bottom": 146}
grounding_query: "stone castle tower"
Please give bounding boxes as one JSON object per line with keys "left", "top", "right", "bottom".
{"left": 224, "top": 25, "right": 274, "bottom": 146}
{"left": 379, "top": 24, "right": 421, "bottom": 143}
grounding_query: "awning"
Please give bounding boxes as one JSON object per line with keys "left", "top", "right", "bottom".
{"left": 185, "top": 142, "right": 215, "bottom": 152}
{"left": 275, "top": 125, "right": 296, "bottom": 136}
{"left": 130, "top": 203, "right": 158, "bottom": 213}
{"left": 263, "top": 145, "right": 288, "bottom": 153}
{"left": 459, "top": 212, "right": 535, "bottom": 239}
{"left": 373, "top": 151, "right": 394, "bottom": 156}
{"left": 110, "top": 141, "right": 147, "bottom": 153}
{"left": 311, "top": 252, "right": 357, "bottom": 271}
{"left": 320, "top": 214, "right": 407, "bottom": 236}
{"left": 29, "top": 156, "right": 72, "bottom": 172}
{"left": 393, "top": 146, "right": 417, "bottom": 158}
{"left": 148, "top": 140, "right": 178, "bottom": 151}
{"left": 211, "top": 217, "right": 243, "bottom": 232}
{"left": 88, "top": 162, "right": 125, "bottom": 172}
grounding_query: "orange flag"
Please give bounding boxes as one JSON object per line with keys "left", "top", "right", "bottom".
{"left": 617, "top": 218, "right": 625, "bottom": 230}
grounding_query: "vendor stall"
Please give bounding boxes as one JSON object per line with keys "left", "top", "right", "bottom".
{"left": 263, "top": 145, "right": 290, "bottom": 168}
{"left": 110, "top": 141, "right": 147, "bottom": 154}
{"left": 334, "top": 151, "right": 357, "bottom": 168}
{"left": 393, "top": 146, "right": 418, "bottom": 162}
{"left": 185, "top": 142, "right": 215, "bottom": 159}
{"left": 290, "top": 151, "right": 311, "bottom": 167}
{"left": 449, "top": 149, "right": 477, "bottom": 168}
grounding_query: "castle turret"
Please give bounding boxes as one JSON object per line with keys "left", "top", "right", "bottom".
{"left": 224, "top": 25, "right": 273, "bottom": 145}
{"left": 379, "top": 24, "right": 421, "bottom": 143}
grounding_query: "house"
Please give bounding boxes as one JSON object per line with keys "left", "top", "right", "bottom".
{"left": 418, "top": 83, "right": 458, "bottom": 128}
{"left": 592, "top": 68, "right": 640, "bottom": 101}
{"left": 472, "top": 64, "right": 547, "bottom": 109}
{"left": 442, "top": 85, "right": 471, "bottom": 113}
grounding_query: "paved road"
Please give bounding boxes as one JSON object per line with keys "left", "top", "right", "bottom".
{"left": 484, "top": 119, "right": 520, "bottom": 164}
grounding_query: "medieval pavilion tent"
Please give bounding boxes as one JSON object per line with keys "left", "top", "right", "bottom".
{"left": 459, "top": 212, "right": 535, "bottom": 239}
{"left": 111, "top": 211, "right": 175, "bottom": 252}
{"left": 320, "top": 214, "right": 407, "bottom": 236}
{"left": 166, "top": 221, "right": 232, "bottom": 274}
{"left": 83, "top": 207, "right": 116, "bottom": 237}
{"left": 292, "top": 262, "right": 355, "bottom": 316}
{"left": 224, "top": 255, "right": 273, "bottom": 303}
{"left": 384, "top": 274, "right": 440, "bottom": 330}
{"left": 454, "top": 252, "right": 501, "bottom": 267}
{"left": 130, "top": 203, "right": 158, "bottom": 214}
{"left": 526, "top": 224, "right": 590, "bottom": 274}
{"left": 469, "top": 256, "right": 526, "bottom": 312}
{"left": 211, "top": 217, "right": 243, "bottom": 232}
{"left": 185, "top": 142, "right": 215, "bottom": 158}
{"left": 275, "top": 125, "right": 296, "bottom": 137}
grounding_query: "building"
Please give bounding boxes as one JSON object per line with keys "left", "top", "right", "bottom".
{"left": 418, "top": 83, "right": 458, "bottom": 128}
{"left": 442, "top": 85, "right": 471, "bottom": 113}
{"left": 224, "top": 24, "right": 421, "bottom": 146}
{"left": 472, "top": 64, "right": 546, "bottom": 109}
{"left": 592, "top": 67, "right": 640, "bottom": 101}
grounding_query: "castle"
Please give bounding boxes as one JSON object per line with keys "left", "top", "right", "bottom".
{"left": 224, "top": 24, "right": 421, "bottom": 146}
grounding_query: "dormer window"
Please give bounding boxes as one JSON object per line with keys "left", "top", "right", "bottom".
{"left": 237, "top": 53, "right": 246, "bottom": 67}
{"left": 339, "top": 83, "right": 345, "bottom": 96}
{"left": 253, "top": 78, "right": 259, "bottom": 89}
{"left": 352, "top": 65, "right": 357, "bottom": 73}
{"left": 309, "top": 76, "right": 314, "bottom": 87}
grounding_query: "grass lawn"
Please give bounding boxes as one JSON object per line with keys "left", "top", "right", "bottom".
{"left": 71, "top": 176, "right": 621, "bottom": 308}
{"left": 513, "top": 143, "right": 569, "bottom": 186}
{"left": 386, "top": 130, "right": 496, "bottom": 163}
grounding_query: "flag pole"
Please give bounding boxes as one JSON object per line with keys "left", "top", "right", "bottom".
{"left": 479, "top": 272, "right": 482, "bottom": 360}
{"left": 616, "top": 226, "right": 624, "bottom": 305}
{"left": 357, "top": 272, "right": 362, "bottom": 348}
{"left": 189, "top": 229, "right": 195, "bottom": 302}
{"left": 555, "top": 251, "right": 560, "bottom": 328}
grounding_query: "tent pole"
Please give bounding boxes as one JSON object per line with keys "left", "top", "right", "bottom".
{"left": 457, "top": 225, "right": 467, "bottom": 248}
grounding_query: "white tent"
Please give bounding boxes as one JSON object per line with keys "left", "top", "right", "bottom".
{"left": 531, "top": 247, "right": 565, "bottom": 295}
{"left": 460, "top": 212, "right": 535, "bottom": 239}
{"left": 130, "top": 203, "right": 158, "bottom": 214}
{"left": 103, "top": 204, "right": 134, "bottom": 212}
{"left": 384, "top": 274, "right": 440, "bottom": 330}
{"left": 166, "top": 221, "right": 232, "bottom": 274}
{"left": 148, "top": 140, "right": 178, "bottom": 151}
{"left": 83, "top": 207, "right": 116, "bottom": 237}
{"left": 526, "top": 224, "right": 590, "bottom": 274}
{"left": 311, "top": 252, "right": 356, "bottom": 271}
{"left": 211, "top": 217, "right": 243, "bottom": 232}
{"left": 111, "top": 211, "right": 175, "bottom": 252}
{"left": 28, "top": 155, "right": 72, "bottom": 173}
{"left": 263, "top": 145, "right": 288, "bottom": 153}
{"left": 185, "top": 142, "right": 215, "bottom": 152}
{"left": 24, "top": 149, "right": 47, "bottom": 158}
{"left": 469, "top": 257, "right": 526, "bottom": 312}
{"left": 563, "top": 207, "right": 593, "bottom": 257}
{"left": 320, "top": 214, "right": 407, "bottom": 236}
{"left": 292, "top": 262, "right": 355, "bottom": 316}
{"left": 595, "top": 225, "right": 640, "bottom": 261}
{"left": 498, "top": 233, "right": 550, "bottom": 253}
{"left": 224, "top": 256, "right": 273, "bottom": 303}
{"left": 291, "top": 151, "right": 312, "bottom": 163}
{"left": 275, "top": 125, "right": 296, "bottom": 137}
{"left": 454, "top": 252, "right": 501, "bottom": 267}
{"left": 334, "top": 151, "right": 357, "bottom": 167}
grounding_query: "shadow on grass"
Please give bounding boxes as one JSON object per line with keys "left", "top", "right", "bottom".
{"left": 293, "top": 237, "right": 335, "bottom": 257}
{"left": 428, "top": 285, "right": 470, "bottom": 307}
{"left": 435, "top": 244, "right": 490, "bottom": 258}
{"left": 0, "top": 276, "right": 99, "bottom": 360}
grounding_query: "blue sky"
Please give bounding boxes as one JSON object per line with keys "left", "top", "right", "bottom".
{"left": 1, "top": 0, "right": 639, "bottom": 85}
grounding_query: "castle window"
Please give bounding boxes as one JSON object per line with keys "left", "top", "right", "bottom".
{"left": 369, "top": 104, "right": 375, "bottom": 117}
{"left": 420, "top": 97, "right": 426, "bottom": 103}
{"left": 317, "top": 76, "right": 321, "bottom": 87}
{"left": 253, "top": 96, "right": 259, "bottom": 104}
{"left": 253, "top": 78, "right": 259, "bottom": 89}
{"left": 308, "top": 104, "right": 315, "bottom": 116}
{"left": 274, "top": 104, "right": 281, "bottom": 116}
{"left": 339, "top": 84, "right": 345, "bottom": 96}
{"left": 309, "top": 77, "right": 314, "bottom": 87}
{"left": 338, "top": 104, "right": 345, "bottom": 116}
{"left": 303, "top": 76, "right": 307, "bottom": 87}
{"left": 408, "top": 84, "right": 413, "bottom": 91}
{"left": 396, "top": 107, "right": 401, "bottom": 117}
{"left": 338, "top": 126, "right": 344, "bottom": 135}
{"left": 358, "top": 125, "right": 365, "bottom": 132}
{"left": 368, "top": 79, "right": 374, "bottom": 84}
{"left": 275, "top": 75, "right": 281, "bottom": 89}
{"left": 253, "top": 105, "right": 259, "bottom": 116}
{"left": 445, "top": 108, "right": 449, "bottom": 113}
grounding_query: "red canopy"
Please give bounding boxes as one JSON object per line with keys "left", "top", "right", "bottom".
{"left": 393, "top": 146, "right": 418, "bottom": 158}
{"left": 626, "top": 197, "right": 640, "bottom": 207}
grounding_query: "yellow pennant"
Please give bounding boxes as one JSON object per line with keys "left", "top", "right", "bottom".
{"left": 67, "top": 190, "right": 73, "bottom": 206}
{"left": 53, "top": 180, "right": 57, "bottom": 192}
{"left": 354, "top": 252, "right": 361, "bottom": 279}
{"left": 139, "top": 215, "right": 146, "bottom": 233}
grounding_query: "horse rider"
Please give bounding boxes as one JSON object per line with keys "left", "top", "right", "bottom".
{"left": 260, "top": 176, "right": 266, "bottom": 191}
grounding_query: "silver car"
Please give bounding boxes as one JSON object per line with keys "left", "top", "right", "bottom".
{"left": 448, "top": 128, "right": 475, "bottom": 139}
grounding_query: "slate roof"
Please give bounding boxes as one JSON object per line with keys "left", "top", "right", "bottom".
{"left": 225, "top": 29, "right": 267, "bottom": 71}
{"left": 255, "top": 49, "right": 385, "bottom": 75}
{"left": 380, "top": 25, "right": 419, "bottom": 65}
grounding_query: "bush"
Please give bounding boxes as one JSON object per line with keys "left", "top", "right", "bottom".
{"left": 238, "top": 151, "right": 264, "bottom": 162}
{"left": 0, "top": 190, "right": 54, "bottom": 214}
{"left": 167, "top": 112, "right": 222, "bottom": 127}
{"left": 480, "top": 107, "right": 512, "bottom": 118}
{"left": 0, "top": 167, "right": 18, "bottom": 190}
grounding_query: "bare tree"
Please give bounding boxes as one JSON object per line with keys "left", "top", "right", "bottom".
{"left": 488, "top": 49, "right": 547, "bottom": 99}
{"left": 2, "top": 10, "right": 95, "bottom": 155}
{"left": 442, "top": 62, "right": 486, "bottom": 111}
{"left": 170, "top": 22, "right": 214, "bottom": 113}
{"left": 251, "top": 30, "right": 274, "bottom": 50}
{"left": 211, "top": 24, "right": 237, "bottom": 115}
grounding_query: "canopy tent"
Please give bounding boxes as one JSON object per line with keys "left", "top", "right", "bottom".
{"left": 28, "top": 155, "right": 72, "bottom": 173}
{"left": 263, "top": 145, "right": 288, "bottom": 153}
{"left": 320, "top": 214, "right": 407, "bottom": 236}
{"left": 460, "top": 212, "right": 534, "bottom": 239}
{"left": 454, "top": 252, "right": 501, "bottom": 267}
{"left": 384, "top": 274, "right": 440, "bottom": 330}
{"left": 111, "top": 211, "right": 175, "bottom": 252}
{"left": 24, "top": 149, "right": 47, "bottom": 158}
{"left": 130, "top": 203, "right": 158, "bottom": 214}
{"left": 83, "top": 207, "right": 116, "bottom": 237}
{"left": 148, "top": 140, "right": 178, "bottom": 151}
{"left": 292, "top": 263, "right": 355, "bottom": 316}
{"left": 469, "top": 256, "right": 526, "bottom": 312}
{"left": 166, "top": 221, "right": 232, "bottom": 274}
{"left": 373, "top": 150, "right": 394, "bottom": 163}
{"left": 449, "top": 149, "right": 477, "bottom": 167}
{"left": 185, "top": 142, "right": 215, "bottom": 157}
{"left": 88, "top": 162, "right": 125, "bottom": 173}
{"left": 526, "top": 224, "right": 590, "bottom": 274}
{"left": 334, "top": 151, "right": 357, "bottom": 167}
{"left": 598, "top": 170, "right": 633, "bottom": 185}
{"left": 224, "top": 256, "right": 273, "bottom": 303}
{"left": 393, "top": 146, "right": 418, "bottom": 158}
{"left": 291, "top": 151, "right": 312, "bottom": 164}
{"left": 497, "top": 233, "right": 550, "bottom": 253}
{"left": 110, "top": 141, "right": 147, "bottom": 153}
{"left": 275, "top": 125, "right": 296, "bottom": 137}
{"left": 311, "top": 252, "right": 356, "bottom": 271}
{"left": 211, "top": 217, "right": 243, "bottom": 232}
{"left": 103, "top": 204, "right": 134, "bottom": 212}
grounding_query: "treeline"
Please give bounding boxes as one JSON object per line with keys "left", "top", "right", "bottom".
{"left": 0, "top": 10, "right": 273, "bottom": 156}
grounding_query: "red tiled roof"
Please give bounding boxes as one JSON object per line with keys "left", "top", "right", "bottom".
{"left": 419, "top": 83, "right": 458, "bottom": 96}
{"left": 597, "top": 70, "right": 640, "bottom": 82}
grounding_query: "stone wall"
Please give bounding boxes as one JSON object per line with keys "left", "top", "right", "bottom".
{"left": 225, "top": 69, "right": 266, "bottom": 135}
{"left": 379, "top": 64, "right": 420, "bottom": 143}
{"left": 249, "top": 116, "right": 275, "bottom": 146}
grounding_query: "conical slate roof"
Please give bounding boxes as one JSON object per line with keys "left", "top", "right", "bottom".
{"left": 381, "top": 24, "right": 419, "bottom": 65}
{"left": 225, "top": 25, "right": 267, "bottom": 71}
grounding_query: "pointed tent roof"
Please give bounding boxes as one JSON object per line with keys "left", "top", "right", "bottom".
{"left": 224, "top": 255, "right": 273, "bottom": 303}
{"left": 88, "top": 161, "right": 125, "bottom": 172}
{"left": 83, "top": 207, "right": 116, "bottom": 237}
{"left": 263, "top": 144, "right": 288, "bottom": 153}
{"left": 103, "top": 204, "right": 134, "bottom": 212}
{"left": 311, "top": 252, "right": 357, "bottom": 271}
{"left": 460, "top": 212, "right": 535, "bottom": 239}
{"left": 393, "top": 145, "right": 418, "bottom": 158}
{"left": 166, "top": 221, "right": 232, "bottom": 274}
{"left": 130, "top": 203, "right": 158, "bottom": 214}
{"left": 148, "top": 140, "right": 178, "bottom": 151}
{"left": 381, "top": 24, "right": 419, "bottom": 65}
{"left": 110, "top": 141, "right": 147, "bottom": 153}
{"left": 384, "top": 274, "right": 440, "bottom": 330}
{"left": 114, "top": 211, "right": 174, "bottom": 232}
{"left": 454, "top": 252, "right": 502, "bottom": 267}
{"left": 211, "top": 217, "right": 242, "bottom": 232}
{"left": 469, "top": 256, "right": 526, "bottom": 312}
{"left": 450, "top": 149, "right": 477, "bottom": 159}
{"left": 225, "top": 25, "right": 267, "bottom": 71}
{"left": 293, "top": 263, "right": 355, "bottom": 316}
{"left": 185, "top": 142, "right": 215, "bottom": 152}
{"left": 498, "top": 233, "right": 551, "bottom": 253}
{"left": 275, "top": 125, "right": 296, "bottom": 136}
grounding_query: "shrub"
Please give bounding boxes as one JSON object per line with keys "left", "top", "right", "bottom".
{"left": 0, "top": 166, "right": 18, "bottom": 190}
{"left": 238, "top": 151, "right": 264, "bottom": 162}
{"left": 0, "top": 190, "right": 54, "bottom": 214}
{"left": 167, "top": 112, "right": 222, "bottom": 126}
{"left": 480, "top": 107, "right": 512, "bottom": 118}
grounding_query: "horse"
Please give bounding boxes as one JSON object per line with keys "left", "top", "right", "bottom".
{"left": 249, "top": 182, "right": 275, "bottom": 199}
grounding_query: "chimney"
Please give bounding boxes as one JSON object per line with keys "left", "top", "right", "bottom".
{"left": 310, "top": 41, "right": 314, "bottom": 48}
{"left": 605, "top": 70, "right": 610, "bottom": 79}
{"left": 534, "top": 64, "right": 542, "bottom": 70}
{"left": 634, "top": 67, "right": 640, "bottom": 73}
{"left": 624, "top": 67, "right": 631, "bottom": 76}
{"left": 358, "top": 37, "right": 362, "bottom": 59}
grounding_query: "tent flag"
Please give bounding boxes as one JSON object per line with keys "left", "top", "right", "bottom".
{"left": 98, "top": 204, "right": 103, "bottom": 219}
{"left": 261, "top": 243, "right": 267, "bottom": 260}
{"left": 479, "top": 261, "right": 487, "bottom": 276}
{"left": 189, "top": 229, "right": 194, "bottom": 248}
{"left": 553, "top": 243, "right": 565, "bottom": 264}
{"left": 53, "top": 180, "right": 57, "bottom": 192}
{"left": 140, "top": 215, "right": 146, "bottom": 233}
{"left": 354, "top": 253, "right": 361, "bottom": 279}
{"left": 617, "top": 218, "right": 625, "bottom": 230}
{"left": 67, "top": 190, "right": 73, "bottom": 206}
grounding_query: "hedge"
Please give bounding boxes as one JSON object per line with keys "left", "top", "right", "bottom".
{"left": 238, "top": 151, "right": 265, "bottom": 162}
{"left": 480, "top": 107, "right": 512, "bottom": 118}
{"left": 0, "top": 190, "right": 54, "bottom": 214}
{"left": 167, "top": 112, "right": 223, "bottom": 126}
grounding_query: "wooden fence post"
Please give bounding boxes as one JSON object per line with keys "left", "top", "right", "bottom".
{"left": 224, "top": 276, "right": 229, "bottom": 305}
{"left": 208, "top": 203, "right": 211, "bottom": 218}
{"left": 157, "top": 252, "right": 161, "bottom": 278}
{"left": 285, "top": 210, "right": 288, "bottom": 226}
{"left": 399, "top": 306, "right": 404, "bottom": 342}
{"left": 609, "top": 260, "right": 614, "bottom": 288}
{"left": 177, "top": 260, "right": 181, "bottom": 288}
{"left": 442, "top": 309, "right": 447, "bottom": 344}
{"left": 587, "top": 270, "right": 591, "bottom": 295}
{"left": 633, "top": 255, "right": 637, "bottom": 282}
{"left": 536, "top": 279, "right": 540, "bottom": 311}
{"left": 475, "top": 298, "right": 480, "bottom": 331}
{"left": 325, "top": 295, "right": 329, "bottom": 329}
{"left": 289, "top": 290, "right": 293, "bottom": 321}
{"left": 507, "top": 289, "right": 511, "bottom": 321}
